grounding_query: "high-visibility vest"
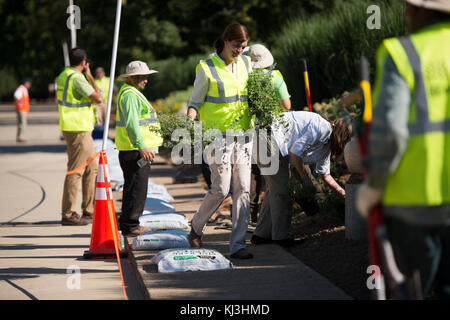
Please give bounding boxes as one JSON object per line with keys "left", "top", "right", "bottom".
{"left": 262, "top": 69, "right": 285, "bottom": 99}
{"left": 262, "top": 68, "right": 283, "bottom": 83}
{"left": 57, "top": 67, "right": 94, "bottom": 132}
{"left": 197, "top": 54, "right": 251, "bottom": 132}
{"left": 95, "top": 76, "right": 110, "bottom": 103}
{"left": 115, "top": 83, "right": 163, "bottom": 151}
{"left": 14, "top": 85, "right": 30, "bottom": 113}
{"left": 375, "top": 22, "right": 450, "bottom": 206}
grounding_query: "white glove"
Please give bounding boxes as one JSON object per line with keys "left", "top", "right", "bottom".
{"left": 355, "top": 182, "right": 383, "bottom": 219}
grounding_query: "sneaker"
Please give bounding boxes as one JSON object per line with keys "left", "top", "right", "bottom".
{"left": 188, "top": 228, "right": 202, "bottom": 248}
{"left": 250, "top": 234, "right": 273, "bottom": 245}
{"left": 273, "top": 238, "right": 298, "bottom": 248}
{"left": 81, "top": 212, "right": 93, "bottom": 223}
{"left": 250, "top": 203, "right": 259, "bottom": 223}
{"left": 230, "top": 248, "right": 253, "bottom": 259}
{"left": 61, "top": 212, "right": 89, "bottom": 226}
{"left": 122, "top": 226, "right": 150, "bottom": 237}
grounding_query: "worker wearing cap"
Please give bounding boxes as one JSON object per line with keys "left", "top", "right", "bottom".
{"left": 115, "top": 61, "right": 163, "bottom": 237}
{"left": 244, "top": 44, "right": 291, "bottom": 111}
{"left": 356, "top": 0, "right": 450, "bottom": 299}
{"left": 57, "top": 47, "right": 103, "bottom": 226}
{"left": 243, "top": 44, "right": 292, "bottom": 225}
{"left": 13, "top": 78, "right": 32, "bottom": 143}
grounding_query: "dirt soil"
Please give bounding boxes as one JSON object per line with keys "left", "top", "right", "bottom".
{"left": 287, "top": 210, "right": 371, "bottom": 300}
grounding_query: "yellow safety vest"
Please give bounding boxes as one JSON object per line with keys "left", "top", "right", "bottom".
{"left": 197, "top": 54, "right": 251, "bottom": 132}
{"left": 57, "top": 67, "right": 94, "bottom": 132}
{"left": 262, "top": 69, "right": 283, "bottom": 82}
{"left": 95, "top": 76, "right": 110, "bottom": 103}
{"left": 375, "top": 22, "right": 450, "bottom": 206}
{"left": 115, "top": 83, "right": 163, "bottom": 151}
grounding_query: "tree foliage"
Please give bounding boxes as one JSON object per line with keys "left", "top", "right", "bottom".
{"left": 0, "top": 0, "right": 337, "bottom": 100}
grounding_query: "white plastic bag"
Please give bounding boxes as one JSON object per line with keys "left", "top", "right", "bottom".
{"left": 151, "top": 248, "right": 233, "bottom": 273}
{"left": 139, "top": 212, "right": 189, "bottom": 230}
{"left": 147, "top": 182, "right": 174, "bottom": 202}
{"left": 144, "top": 198, "right": 175, "bottom": 214}
{"left": 132, "top": 229, "right": 190, "bottom": 250}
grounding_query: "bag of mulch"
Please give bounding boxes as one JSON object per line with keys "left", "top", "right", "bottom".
{"left": 132, "top": 229, "right": 190, "bottom": 250}
{"left": 147, "top": 182, "right": 174, "bottom": 202}
{"left": 151, "top": 248, "right": 233, "bottom": 273}
{"left": 139, "top": 212, "right": 189, "bottom": 230}
{"left": 144, "top": 198, "right": 175, "bottom": 214}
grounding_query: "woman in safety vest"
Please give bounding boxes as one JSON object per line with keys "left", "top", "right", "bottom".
{"left": 187, "top": 23, "right": 254, "bottom": 259}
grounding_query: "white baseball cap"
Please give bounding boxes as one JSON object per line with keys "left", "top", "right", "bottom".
{"left": 117, "top": 61, "right": 158, "bottom": 81}
{"left": 403, "top": 0, "right": 450, "bottom": 13}
{"left": 245, "top": 44, "right": 274, "bottom": 69}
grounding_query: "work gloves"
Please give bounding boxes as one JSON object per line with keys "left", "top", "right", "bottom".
{"left": 355, "top": 182, "right": 383, "bottom": 219}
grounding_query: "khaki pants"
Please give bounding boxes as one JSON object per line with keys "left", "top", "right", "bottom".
{"left": 61, "top": 131, "right": 98, "bottom": 218}
{"left": 191, "top": 135, "right": 253, "bottom": 255}
{"left": 254, "top": 153, "right": 292, "bottom": 240}
{"left": 16, "top": 111, "right": 27, "bottom": 141}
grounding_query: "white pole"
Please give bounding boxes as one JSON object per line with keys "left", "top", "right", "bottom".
{"left": 69, "top": 0, "right": 77, "bottom": 48}
{"left": 102, "top": 0, "right": 122, "bottom": 150}
{"left": 62, "top": 42, "right": 70, "bottom": 67}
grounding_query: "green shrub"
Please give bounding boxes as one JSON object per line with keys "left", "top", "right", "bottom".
{"left": 143, "top": 53, "right": 207, "bottom": 101}
{"left": 152, "top": 86, "right": 193, "bottom": 114}
{"left": 272, "top": 0, "right": 405, "bottom": 108}
{"left": 0, "top": 68, "right": 18, "bottom": 99}
{"left": 246, "top": 68, "right": 285, "bottom": 129}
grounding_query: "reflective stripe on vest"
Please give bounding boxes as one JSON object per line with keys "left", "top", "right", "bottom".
{"left": 380, "top": 23, "right": 450, "bottom": 206}
{"left": 14, "top": 85, "right": 30, "bottom": 113}
{"left": 199, "top": 54, "right": 251, "bottom": 132}
{"left": 398, "top": 37, "right": 450, "bottom": 135}
{"left": 115, "top": 86, "right": 158, "bottom": 127}
{"left": 204, "top": 58, "right": 249, "bottom": 104}
{"left": 115, "top": 84, "right": 163, "bottom": 151}
{"left": 57, "top": 68, "right": 94, "bottom": 132}
{"left": 58, "top": 72, "right": 91, "bottom": 108}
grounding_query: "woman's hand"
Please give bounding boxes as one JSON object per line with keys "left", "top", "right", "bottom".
{"left": 320, "top": 173, "right": 345, "bottom": 199}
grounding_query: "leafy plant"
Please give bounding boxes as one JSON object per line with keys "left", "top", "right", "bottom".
{"left": 151, "top": 112, "right": 217, "bottom": 149}
{"left": 283, "top": 177, "right": 318, "bottom": 216}
{"left": 246, "top": 68, "right": 285, "bottom": 130}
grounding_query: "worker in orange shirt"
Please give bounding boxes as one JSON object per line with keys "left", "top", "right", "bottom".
{"left": 13, "top": 78, "right": 32, "bottom": 143}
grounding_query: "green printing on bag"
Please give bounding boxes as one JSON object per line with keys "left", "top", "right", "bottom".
{"left": 173, "top": 255, "right": 199, "bottom": 261}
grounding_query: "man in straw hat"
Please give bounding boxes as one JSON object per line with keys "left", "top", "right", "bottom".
{"left": 356, "top": 0, "right": 450, "bottom": 299}
{"left": 115, "top": 61, "right": 163, "bottom": 237}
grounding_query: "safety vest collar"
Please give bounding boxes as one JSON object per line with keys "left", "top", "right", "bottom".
{"left": 58, "top": 68, "right": 92, "bottom": 108}
{"left": 398, "top": 36, "right": 450, "bottom": 135}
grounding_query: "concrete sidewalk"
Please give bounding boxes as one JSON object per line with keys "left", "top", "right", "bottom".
{"left": 0, "top": 104, "right": 142, "bottom": 300}
{"left": 127, "top": 158, "right": 351, "bottom": 300}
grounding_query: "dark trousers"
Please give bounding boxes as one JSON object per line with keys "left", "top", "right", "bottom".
{"left": 118, "top": 150, "right": 150, "bottom": 232}
{"left": 385, "top": 216, "right": 450, "bottom": 299}
{"left": 201, "top": 159, "right": 212, "bottom": 189}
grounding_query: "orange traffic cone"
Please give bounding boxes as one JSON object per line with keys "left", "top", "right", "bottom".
{"left": 83, "top": 150, "right": 127, "bottom": 259}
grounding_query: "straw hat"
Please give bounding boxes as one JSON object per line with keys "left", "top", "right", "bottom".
{"left": 117, "top": 61, "right": 158, "bottom": 81}
{"left": 403, "top": 0, "right": 450, "bottom": 13}
{"left": 245, "top": 44, "right": 274, "bottom": 69}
